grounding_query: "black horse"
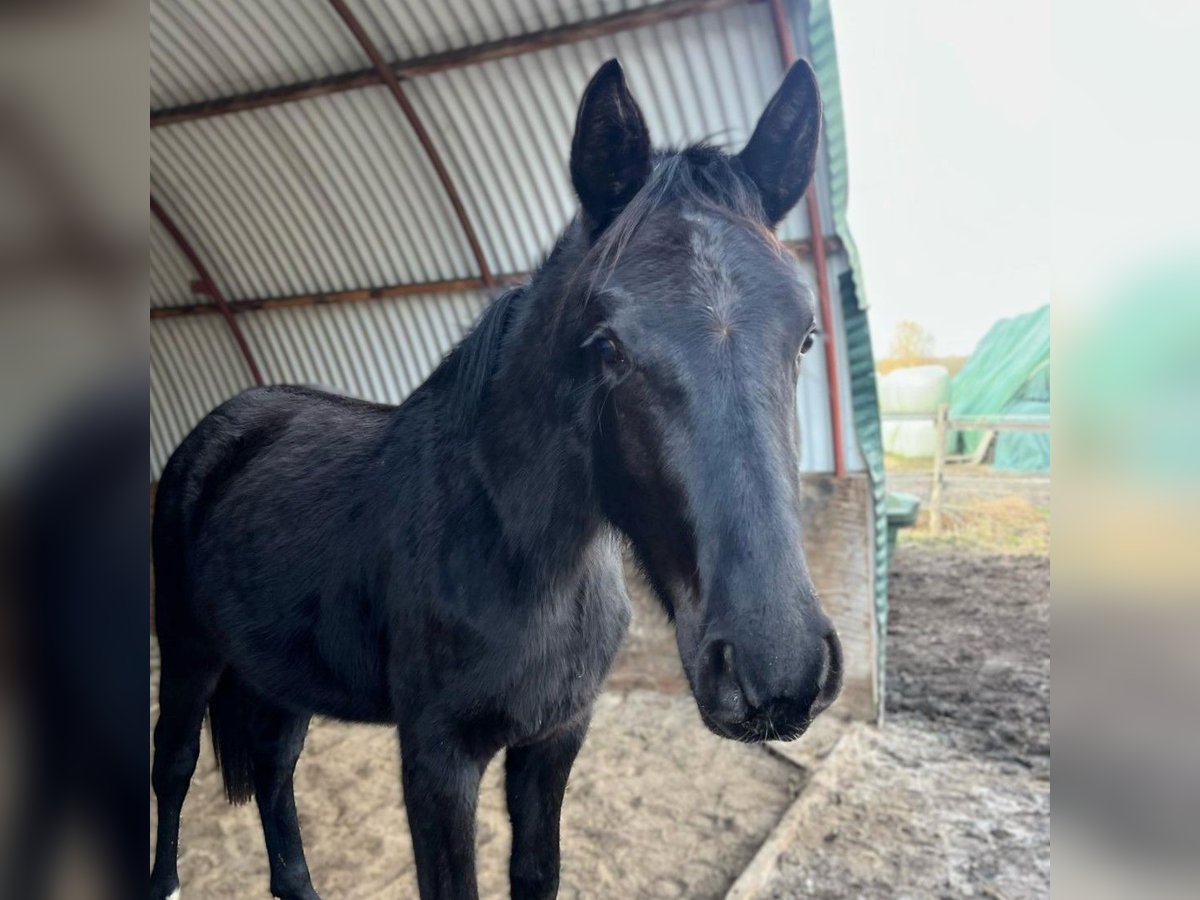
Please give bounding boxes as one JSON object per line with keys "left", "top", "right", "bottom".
{"left": 150, "top": 59, "right": 842, "bottom": 900}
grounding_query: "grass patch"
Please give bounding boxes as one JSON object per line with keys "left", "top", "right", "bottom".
{"left": 900, "top": 495, "right": 1050, "bottom": 556}
{"left": 884, "top": 453, "right": 937, "bottom": 473}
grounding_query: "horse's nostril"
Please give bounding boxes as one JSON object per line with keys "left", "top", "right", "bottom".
{"left": 810, "top": 630, "right": 844, "bottom": 717}
{"left": 700, "top": 638, "right": 749, "bottom": 724}
{"left": 721, "top": 641, "right": 736, "bottom": 677}
{"left": 817, "top": 638, "right": 830, "bottom": 692}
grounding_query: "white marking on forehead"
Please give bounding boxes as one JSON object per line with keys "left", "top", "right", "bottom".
{"left": 166, "top": 889, "right": 181, "bottom": 900}
{"left": 685, "top": 212, "right": 740, "bottom": 327}
{"left": 601, "top": 284, "right": 636, "bottom": 303}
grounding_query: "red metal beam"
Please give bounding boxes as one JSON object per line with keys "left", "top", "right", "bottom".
{"left": 768, "top": 0, "right": 846, "bottom": 477}
{"left": 151, "top": 0, "right": 754, "bottom": 128}
{"left": 327, "top": 0, "right": 494, "bottom": 287}
{"left": 151, "top": 197, "right": 264, "bottom": 385}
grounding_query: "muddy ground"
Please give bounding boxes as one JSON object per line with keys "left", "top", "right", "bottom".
{"left": 887, "top": 549, "right": 1050, "bottom": 777}
{"left": 743, "top": 548, "right": 1050, "bottom": 899}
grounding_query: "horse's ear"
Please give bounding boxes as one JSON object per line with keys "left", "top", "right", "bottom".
{"left": 736, "top": 60, "right": 823, "bottom": 226}
{"left": 570, "top": 59, "right": 651, "bottom": 236}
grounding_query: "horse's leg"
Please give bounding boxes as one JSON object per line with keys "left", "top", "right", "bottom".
{"left": 505, "top": 718, "right": 589, "bottom": 900}
{"left": 249, "top": 704, "right": 318, "bottom": 900}
{"left": 149, "top": 652, "right": 220, "bottom": 900}
{"left": 400, "top": 724, "right": 488, "bottom": 900}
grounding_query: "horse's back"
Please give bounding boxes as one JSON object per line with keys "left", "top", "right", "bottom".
{"left": 162, "top": 383, "right": 385, "bottom": 484}
{"left": 153, "top": 385, "right": 401, "bottom": 719}
{"left": 156, "top": 385, "right": 382, "bottom": 550}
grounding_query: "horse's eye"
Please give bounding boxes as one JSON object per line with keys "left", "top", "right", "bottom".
{"left": 595, "top": 336, "right": 623, "bottom": 368}
{"left": 799, "top": 331, "right": 816, "bottom": 356}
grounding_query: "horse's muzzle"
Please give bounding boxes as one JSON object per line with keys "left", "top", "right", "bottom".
{"left": 695, "top": 628, "right": 843, "bottom": 742}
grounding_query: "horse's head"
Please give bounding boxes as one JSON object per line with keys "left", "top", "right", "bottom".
{"left": 573, "top": 60, "right": 842, "bottom": 742}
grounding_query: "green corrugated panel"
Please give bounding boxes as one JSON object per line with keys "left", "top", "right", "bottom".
{"left": 806, "top": 0, "right": 866, "bottom": 311}
{"left": 840, "top": 273, "right": 889, "bottom": 717}
{"left": 806, "top": 0, "right": 890, "bottom": 718}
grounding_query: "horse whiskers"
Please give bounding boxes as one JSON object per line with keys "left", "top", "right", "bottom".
{"left": 594, "top": 382, "right": 616, "bottom": 435}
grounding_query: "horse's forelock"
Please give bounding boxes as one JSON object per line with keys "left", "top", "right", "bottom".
{"left": 577, "top": 147, "right": 780, "bottom": 299}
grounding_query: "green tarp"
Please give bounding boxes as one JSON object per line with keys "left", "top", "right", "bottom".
{"left": 950, "top": 305, "right": 1050, "bottom": 472}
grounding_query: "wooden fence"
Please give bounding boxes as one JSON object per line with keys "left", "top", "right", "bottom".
{"left": 883, "top": 405, "right": 1051, "bottom": 534}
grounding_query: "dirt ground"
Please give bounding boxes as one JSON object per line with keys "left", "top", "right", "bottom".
{"left": 151, "top": 518, "right": 1050, "bottom": 898}
{"left": 738, "top": 547, "right": 1050, "bottom": 899}
{"left": 151, "top": 570, "right": 812, "bottom": 899}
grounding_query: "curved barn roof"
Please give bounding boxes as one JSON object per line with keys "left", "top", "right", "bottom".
{"left": 148, "top": 0, "right": 857, "bottom": 476}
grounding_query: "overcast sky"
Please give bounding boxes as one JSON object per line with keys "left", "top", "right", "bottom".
{"left": 831, "top": 1, "right": 1051, "bottom": 357}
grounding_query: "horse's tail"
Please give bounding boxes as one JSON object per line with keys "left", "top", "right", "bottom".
{"left": 208, "top": 671, "right": 256, "bottom": 805}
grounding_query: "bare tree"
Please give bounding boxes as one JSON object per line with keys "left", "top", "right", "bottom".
{"left": 889, "top": 320, "right": 935, "bottom": 367}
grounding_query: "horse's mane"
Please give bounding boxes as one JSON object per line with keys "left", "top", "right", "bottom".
{"left": 441, "top": 283, "right": 524, "bottom": 434}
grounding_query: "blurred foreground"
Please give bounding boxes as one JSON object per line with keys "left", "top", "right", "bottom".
{"left": 0, "top": 4, "right": 146, "bottom": 897}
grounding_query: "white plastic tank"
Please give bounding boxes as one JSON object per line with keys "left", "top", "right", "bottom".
{"left": 879, "top": 365, "right": 951, "bottom": 458}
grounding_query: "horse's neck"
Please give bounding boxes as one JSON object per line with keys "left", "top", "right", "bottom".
{"left": 471, "top": 271, "right": 603, "bottom": 589}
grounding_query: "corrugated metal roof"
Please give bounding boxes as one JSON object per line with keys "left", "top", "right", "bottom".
{"left": 402, "top": 1, "right": 812, "bottom": 276}
{"left": 150, "top": 217, "right": 205, "bottom": 309}
{"left": 150, "top": 86, "right": 477, "bottom": 304}
{"left": 148, "top": 0, "right": 854, "bottom": 479}
{"left": 148, "top": 2, "right": 683, "bottom": 113}
{"left": 150, "top": 1, "right": 369, "bottom": 109}
{"left": 351, "top": 0, "right": 661, "bottom": 60}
